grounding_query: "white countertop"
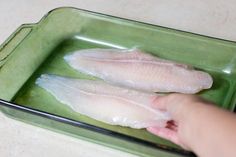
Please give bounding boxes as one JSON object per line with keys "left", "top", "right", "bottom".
{"left": 0, "top": 1, "right": 235, "bottom": 157}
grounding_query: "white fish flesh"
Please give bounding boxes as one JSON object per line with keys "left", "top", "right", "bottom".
{"left": 64, "top": 48, "right": 213, "bottom": 94}
{"left": 36, "top": 74, "right": 170, "bottom": 129}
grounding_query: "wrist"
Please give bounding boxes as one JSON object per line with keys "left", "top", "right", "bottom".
{"left": 180, "top": 102, "right": 209, "bottom": 150}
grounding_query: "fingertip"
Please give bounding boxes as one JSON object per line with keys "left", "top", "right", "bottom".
{"left": 150, "top": 95, "right": 167, "bottom": 110}
{"left": 146, "top": 126, "right": 159, "bottom": 133}
{"left": 146, "top": 127, "right": 162, "bottom": 136}
{"left": 147, "top": 127, "right": 169, "bottom": 140}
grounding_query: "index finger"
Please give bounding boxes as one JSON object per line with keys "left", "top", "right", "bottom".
{"left": 151, "top": 95, "right": 169, "bottom": 111}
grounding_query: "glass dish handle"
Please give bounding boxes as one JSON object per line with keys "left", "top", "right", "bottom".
{"left": 0, "top": 24, "right": 34, "bottom": 68}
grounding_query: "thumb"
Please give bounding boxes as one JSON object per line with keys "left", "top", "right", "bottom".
{"left": 147, "top": 127, "right": 190, "bottom": 150}
{"left": 147, "top": 127, "right": 180, "bottom": 146}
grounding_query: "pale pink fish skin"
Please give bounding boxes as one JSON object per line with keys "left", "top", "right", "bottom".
{"left": 64, "top": 49, "right": 213, "bottom": 94}
{"left": 36, "top": 74, "right": 170, "bottom": 129}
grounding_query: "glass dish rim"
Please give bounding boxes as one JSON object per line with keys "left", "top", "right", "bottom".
{"left": 49, "top": 7, "right": 236, "bottom": 43}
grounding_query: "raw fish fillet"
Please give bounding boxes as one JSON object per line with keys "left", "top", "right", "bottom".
{"left": 36, "top": 74, "right": 170, "bottom": 129}
{"left": 64, "top": 49, "right": 213, "bottom": 94}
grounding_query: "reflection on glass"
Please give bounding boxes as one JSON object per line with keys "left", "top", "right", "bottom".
{"left": 74, "top": 36, "right": 126, "bottom": 49}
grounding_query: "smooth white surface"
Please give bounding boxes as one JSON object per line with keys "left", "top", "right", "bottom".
{"left": 0, "top": 0, "right": 235, "bottom": 157}
{"left": 1, "top": 0, "right": 236, "bottom": 44}
{"left": 0, "top": 111, "right": 137, "bottom": 157}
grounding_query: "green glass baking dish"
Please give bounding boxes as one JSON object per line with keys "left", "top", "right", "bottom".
{"left": 1, "top": 7, "right": 236, "bottom": 157}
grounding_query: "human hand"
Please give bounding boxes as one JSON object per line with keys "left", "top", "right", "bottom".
{"left": 147, "top": 93, "right": 236, "bottom": 157}
{"left": 147, "top": 94, "right": 208, "bottom": 150}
